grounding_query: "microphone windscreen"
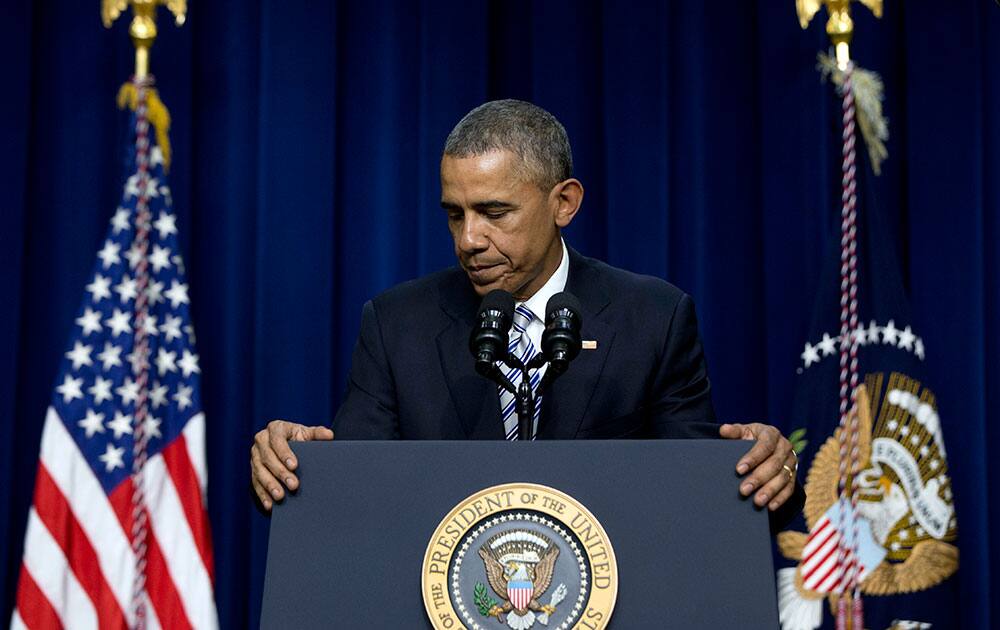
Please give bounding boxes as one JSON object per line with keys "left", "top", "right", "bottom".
{"left": 545, "top": 291, "right": 582, "bottom": 321}
{"left": 479, "top": 289, "right": 515, "bottom": 320}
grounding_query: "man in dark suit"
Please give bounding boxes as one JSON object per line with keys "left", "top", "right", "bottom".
{"left": 251, "top": 100, "right": 802, "bottom": 524}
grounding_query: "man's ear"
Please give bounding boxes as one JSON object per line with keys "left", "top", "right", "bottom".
{"left": 550, "top": 178, "right": 584, "bottom": 228}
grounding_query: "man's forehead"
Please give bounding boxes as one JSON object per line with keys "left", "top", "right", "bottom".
{"left": 442, "top": 149, "right": 512, "bottom": 172}
{"left": 441, "top": 150, "right": 519, "bottom": 179}
{"left": 440, "top": 151, "right": 526, "bottom": 199}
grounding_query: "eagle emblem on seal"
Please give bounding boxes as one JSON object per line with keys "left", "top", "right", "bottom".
{"left": 776, "top": 373, "right": 959, "bottom": 630}
{"left": 476, "top": 529, "right": 562, "bottom": 629}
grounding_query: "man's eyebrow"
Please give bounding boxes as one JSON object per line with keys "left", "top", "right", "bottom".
{"left": 470, "top": 200, "right": 516, "bottom": 211}
{"left": 440, "top": 200, "right": 517, "bottom": 212}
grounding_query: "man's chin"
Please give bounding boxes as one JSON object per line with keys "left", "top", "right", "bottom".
{"left": 465, "top": 272, "right": 511, "bottom": 297}
{"left": 469, "top": 278, "right": 504, "bottom": 297}
{"left": 464, "top": 265, "right": 509, "bottom": 294}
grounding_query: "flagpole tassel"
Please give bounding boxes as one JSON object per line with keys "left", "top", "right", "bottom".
{"left": 817, "top": 52, "right": 889, "bottom": 175}
{"left": 118, "top": 81, "right": 173, "bottom": 172}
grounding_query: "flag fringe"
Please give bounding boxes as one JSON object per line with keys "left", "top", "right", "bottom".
{"left": 817, "top": 52, "right": 889, "bottom": 176}
{"left": 117, "top": 82, "right": 172, "bottom": 172}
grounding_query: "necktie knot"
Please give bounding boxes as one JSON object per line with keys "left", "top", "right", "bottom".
{"left": 513, "top": 304, "right": 535, "bottom": 332}
{"left": 507, "top": 304, "right": 534, "bottom": 353}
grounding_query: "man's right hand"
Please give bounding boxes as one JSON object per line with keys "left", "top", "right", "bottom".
{"left": 251, "top": 420, "right": 334, "bottom": 512}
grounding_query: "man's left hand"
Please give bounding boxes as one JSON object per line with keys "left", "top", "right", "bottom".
{"left": 720, "top": 423, "right": 798, "bottom": 512}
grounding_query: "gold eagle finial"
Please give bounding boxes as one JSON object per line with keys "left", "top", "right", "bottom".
{"left": 101, "top": 0, "right": 187, "bottom": 79}
{"left": 796, "top": 0, "right": 883, "bottom": 69}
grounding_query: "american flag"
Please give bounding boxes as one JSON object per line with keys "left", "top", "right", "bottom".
{"left": 11, "top": 80, "right": 218, "bottom": 629}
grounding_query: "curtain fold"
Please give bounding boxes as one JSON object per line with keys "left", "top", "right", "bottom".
{"left": 1, "top": 1, "right": 996, "bottom": 627}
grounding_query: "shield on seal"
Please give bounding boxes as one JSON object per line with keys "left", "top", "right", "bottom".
{"left": 507, "top": 579, "right": 534, "bottom": 611}
{"left": 507, "top": 564, "right": 534, "bottom": 611}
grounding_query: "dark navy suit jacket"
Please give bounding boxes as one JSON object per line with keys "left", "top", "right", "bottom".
{"left": 333, "top": 247, "right": 718, "bottom": 441}
{"left": 329, "top": 246, "right": 804, "bottom": 529}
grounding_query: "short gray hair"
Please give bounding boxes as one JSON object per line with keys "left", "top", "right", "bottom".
{"left": 443, "top": 99, "right": 573, "bottom": 190}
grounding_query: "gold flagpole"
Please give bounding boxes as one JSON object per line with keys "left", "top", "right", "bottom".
{"left": 101, "top": 0, "right": 187, "bottom": 79}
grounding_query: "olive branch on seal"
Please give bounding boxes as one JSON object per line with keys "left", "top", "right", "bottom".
{"left": 474, "top": 582, "right": 498, "bottom": 616}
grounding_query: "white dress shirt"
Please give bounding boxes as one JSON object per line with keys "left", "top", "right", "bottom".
{"left": 518, "top": 237, "right": 569, "bottom": 364}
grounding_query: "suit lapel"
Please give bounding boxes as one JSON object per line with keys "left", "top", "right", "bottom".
{"left": 436, "top": 270, "right": 506, "bottom": 439}
{"left": 539, "top": 249, "right": 615, "bottom": 439}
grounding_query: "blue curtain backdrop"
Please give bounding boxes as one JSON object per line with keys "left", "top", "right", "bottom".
{"left": 1, "top": 1, "right": 997, "bottom": 627}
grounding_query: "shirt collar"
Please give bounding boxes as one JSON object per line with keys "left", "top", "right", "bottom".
{"left": 520, "top": 238, "right": 569, "bottom": 320}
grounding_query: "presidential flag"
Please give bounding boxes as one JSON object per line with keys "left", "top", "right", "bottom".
{"left": 11, "top": 79, "right": 218, "bottom": 629}
{"left": 774, "top": 151, "right": 959, "bottom": 628}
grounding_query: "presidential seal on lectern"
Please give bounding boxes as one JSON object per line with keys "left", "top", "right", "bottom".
{"left": 422, "top": 483, "right": 618, "bottom": 630}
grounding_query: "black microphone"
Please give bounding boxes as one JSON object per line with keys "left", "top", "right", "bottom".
{"left": 469, "top": 289, "right": 515, "bottom": 376}
{"left": 542, "top": 292, "right": 582, "bottom": 377}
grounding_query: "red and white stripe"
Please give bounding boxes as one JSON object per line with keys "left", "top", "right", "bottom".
{"left": 800, "top": 514, "right": 866, "bottom": 595}
{"left": 13, "top": 408, "right": 217, "bottom": 629}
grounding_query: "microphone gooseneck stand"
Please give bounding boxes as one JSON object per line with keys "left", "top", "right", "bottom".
{"left": 490, "top": 352, "right": 560, "bottom": 441}
{"left": 470, "top": 290, "right": 582, "bottom": 441}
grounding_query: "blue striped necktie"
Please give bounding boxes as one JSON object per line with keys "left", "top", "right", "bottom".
{"left": 498, "top": 304, "right": 543, "bottom": 440}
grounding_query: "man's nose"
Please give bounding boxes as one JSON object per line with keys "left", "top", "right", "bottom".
{"left": 457, "top": 212, "right": 489, "bottom": 253}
